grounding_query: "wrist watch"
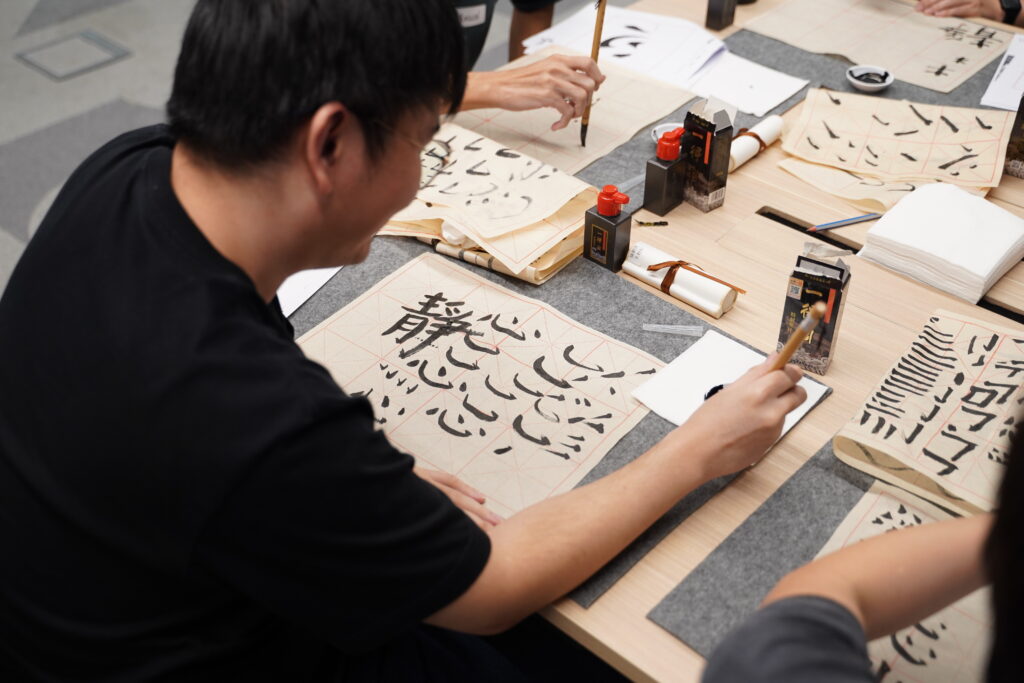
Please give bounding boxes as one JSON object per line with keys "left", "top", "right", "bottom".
{"left": 1002, "top": 0, "right": 1021, "bottom": 25}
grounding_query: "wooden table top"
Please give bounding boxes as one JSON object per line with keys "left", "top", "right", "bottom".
{"left": 542, "top": 1, "right": 1024, "bottom": 680}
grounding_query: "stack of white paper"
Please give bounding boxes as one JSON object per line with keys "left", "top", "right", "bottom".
{"left": 522, "top": 5, "right": 807, "bottom": 117}
{"left": 858, "top": 184, "right": 1024, "bottom": 303}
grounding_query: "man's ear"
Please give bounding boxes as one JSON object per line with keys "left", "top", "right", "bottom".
{"left": 305, "top": 102, "right": 347, "bottom": 196}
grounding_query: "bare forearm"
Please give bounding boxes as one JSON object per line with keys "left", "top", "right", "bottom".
{"left": 427, "top": 358, "right": 807, "bottom": 634}
{"left": 460, "top": 71, "right": 497, "bottom": 111}
{"left": 427, "top": 426, "right": 713, "bottom": 633}
{"left": 509, "top": 6, "right": 554, "bottom": 61}
{"left": 765, "top": 514, "right": 992, "bottom": 639}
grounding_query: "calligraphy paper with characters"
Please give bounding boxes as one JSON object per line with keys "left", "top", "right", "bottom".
{"left": 396, "top": 122, "right": 589, "bottom": 238}
{"left": 746, "top": 0, "right": 1011, "bottom": 93}
{"left": 784, "top": 89, "right": 1014, "bottom": 188}
{"left": 817, "top": 482, "right": 991, "bottom": 683}
{"left": 834, "top": 310, "right": 1024, "bottom": 515}
{"left": 297, "top": 254, "right": 662, "bottom": 516}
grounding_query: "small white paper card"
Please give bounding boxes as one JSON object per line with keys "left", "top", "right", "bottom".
{"left": 684, "top": 53, "right": 808, "bottom": 118}
{"left": 982, "top": 34, "right": 1024, "bottom": 111}
{"left": 277, "top": 267, "right": 342, "bottom": 317}
{"left": 631, "top": 330, "right": 829, "bottom": 433}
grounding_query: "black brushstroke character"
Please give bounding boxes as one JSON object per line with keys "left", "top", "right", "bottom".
{"left": 382, "top": 292, "right": 495, "bottom": 358}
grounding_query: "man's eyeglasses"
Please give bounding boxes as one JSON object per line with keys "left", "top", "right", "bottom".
{"left": 367, "top": 118, "right": 453, "bottom": 190}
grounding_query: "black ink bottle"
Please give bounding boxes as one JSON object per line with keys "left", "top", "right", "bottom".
{"left": 643, "top": 127, "right": 686, "bottom": 216}
{"left": 705, "top": 0, "right": 737, "bottom": 30}
{"left": 584, "top": 185, "right": 632, "bottom": 272}
{"left": 682, "top": 99, "right": 733, "bottom": 213}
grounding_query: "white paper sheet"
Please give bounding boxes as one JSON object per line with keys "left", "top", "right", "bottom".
{"left": 684, "top": 53, "right": 807, "bottom": 118}
{"left": 631, "top": 330, "right": 829, "bottom": 432}
{"left": 523, "top": 5, "right": 725, "bottom": 85}
{"left": 858, "top": 183, "right": 1024, "bottom": 302}
{"left": 277, "top": 267, "right": 342, "bottom": 317}
{"left": 982, "top": 34, "right": 1024, "bottom": 111}
{"left": 522, "top": 6, "right": 805, "bottom": 116}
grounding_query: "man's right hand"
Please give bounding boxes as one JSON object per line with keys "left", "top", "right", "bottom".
{"left": 677, "top": 357, "right": 807, "bottom": 480}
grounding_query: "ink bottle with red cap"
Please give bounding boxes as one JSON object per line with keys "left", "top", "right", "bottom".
{"left": 643, "top": 127, "right": 685, "bottom": 216}
{"left": 584, "top": 185, "right": 633, "bottom": 272}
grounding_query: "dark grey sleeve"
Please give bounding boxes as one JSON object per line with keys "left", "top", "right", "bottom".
{"left": 701, "top": 595, "right": 874, "bottom": 683}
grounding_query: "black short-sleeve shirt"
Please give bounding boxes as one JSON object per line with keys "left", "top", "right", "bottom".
{"left": 455, "top": 0, "right": 556, "bottom": 68}
{"left": 0, "top": 126, "right": 490, "bottom": 681}
{"left": 702, "top": 596, "right": 874, "bottom": 683}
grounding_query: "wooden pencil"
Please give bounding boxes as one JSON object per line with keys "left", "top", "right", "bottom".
{"left": 580, "top": 0, "right": 607, "bottom": 147}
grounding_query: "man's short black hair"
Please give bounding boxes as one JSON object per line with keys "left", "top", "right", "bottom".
{"left": 167, "top": 0, "right": 466, "bottom": 168}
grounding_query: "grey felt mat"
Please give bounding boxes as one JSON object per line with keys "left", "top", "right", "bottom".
{"left": 646, "top": 441, "right": 875, "bottom": 656}
{"left": 291, "top": 236, "right": 831, "bottom": 608}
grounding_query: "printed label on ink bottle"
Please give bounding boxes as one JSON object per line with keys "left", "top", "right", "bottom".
{"left": 589, "top": 225, "right": 609, "bottom": 264}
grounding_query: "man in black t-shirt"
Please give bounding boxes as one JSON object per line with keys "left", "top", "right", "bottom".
{"left": 0, "top": 1, "right": 807, "bottom": 680}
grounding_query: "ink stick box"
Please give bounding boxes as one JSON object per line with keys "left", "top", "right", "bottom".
{"left": 682, "top": 100, "right": 733, "bottom": 213}
{"left": 777, "top": 255, "right": 851, "bottom": 375}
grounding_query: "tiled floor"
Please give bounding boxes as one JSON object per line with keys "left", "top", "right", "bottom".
{"left": 0, "top": 0, "right": 630, "bottom": 295}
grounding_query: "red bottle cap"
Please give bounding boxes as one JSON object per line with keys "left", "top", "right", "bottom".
{"left": 656, "top": 127, "right": 685, "bottom": 161}
{"left": 597, "top": 185, "right": 630, "bottom": 217}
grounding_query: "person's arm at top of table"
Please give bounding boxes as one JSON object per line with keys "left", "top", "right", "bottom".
{"left": 459, "top": 0, "right": 602, "bottom": 132}
{"left": 461, "top": 54, "right": 605, "bottom": 131}
{"left": 425, "top": 357, "right": 808, "bottom": 635}
{"left": 917, "top": 0, "right": 1024, "bottom": 27}
{"left": 702, "top": 514, "right": 992, "bottom": 682}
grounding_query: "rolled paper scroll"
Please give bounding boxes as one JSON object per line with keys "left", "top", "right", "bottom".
{"left": 729, "top": 114, "right": 783, "bottom": 172}
{"left": 623, "top": 242, "right": 741, "bottom": 318}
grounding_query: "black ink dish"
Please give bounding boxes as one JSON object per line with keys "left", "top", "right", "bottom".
{"left": 846, "top": 65, "right": 894, "bottom": 93}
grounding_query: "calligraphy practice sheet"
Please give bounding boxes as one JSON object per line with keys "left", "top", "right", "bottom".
{"left": 834, "top": 311, "right": 1024, "bottom": 515}
{"left": 817, "top": 482, "right": 991, "bottom": 683}
{"left": 386, "top": 187, "right": 594, "bottom": 276}
{"left": 453, "top": 47, "right": 692, "bottom": 174}
{"left": 746, "top": 0, "right": 1011, "bottom": 92}
{"left": 397, "top": 122, "right": 589, "bottom": 238}
{"left": 522, "top": 9, "right": 805, "bottom": 116}
{"left": 783, "top": 89, "right": 1014, "bottom": 188}
{"left": 296, "top": 254, "right": 662, "bottom": 516}
{"left": 777, "top": 158, "right": 979, "bottom": 213}
{"left": 523, "top": 6, "right": 724, "bottom": 85}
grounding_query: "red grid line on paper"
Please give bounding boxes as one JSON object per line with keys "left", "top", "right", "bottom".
{"left": 298, "top": 255, "right": 660, "bottom": 513}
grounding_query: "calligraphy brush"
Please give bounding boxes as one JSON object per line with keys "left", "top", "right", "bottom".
{"left": 770, "top": 301, "right": 827, "bottom": 372}
{"left": 580, "top": 0, "right": 608, "bottom": 147}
